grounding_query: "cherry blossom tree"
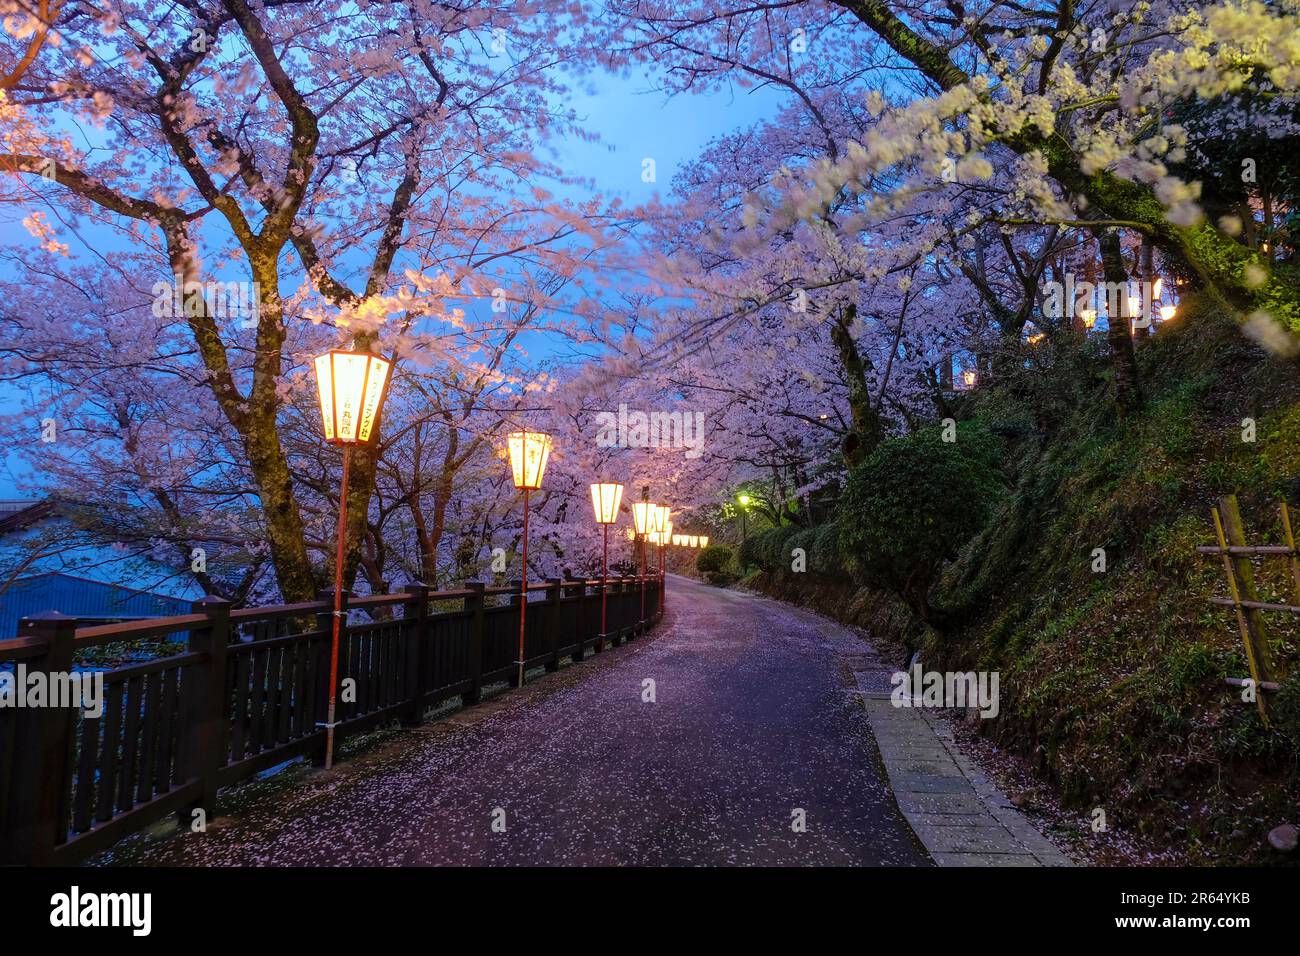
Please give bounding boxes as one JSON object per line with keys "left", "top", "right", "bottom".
{"left": 0, "top": 0, "right": 626, "bottom": 600}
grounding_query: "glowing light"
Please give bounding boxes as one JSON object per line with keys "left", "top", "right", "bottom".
{"left": 506, "top": 431, "right": 552, "bottom": 490}
{"left": 651, "top": 505, "right": 669, "bottom": 534}
{"left": 632, "top": 501, "right": 656, "bottom": 535}
{"left": 589, "top": 481, "right": 624, "bottom": 525}
{"left": 313, "top": 350, "right": 391, "bottom": 444}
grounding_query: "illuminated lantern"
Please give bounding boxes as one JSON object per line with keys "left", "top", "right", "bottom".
{"left": 962, "top": 370, "right": 977, "bottom": 388}
{"left": 1080, "top": 308, "right": 1097, "bottom": 330}
{"left": 1160, "top": 305, "right": 1177, "bottom": 321}
{"left": 314, "top": 350, "right": 391, "bottom": 445}
{"left": 651, "top": 505, "right": 669, "bottom": 534}
{"left": 506, "top": 431, "right": 552, "bottom": 490}
{"left": 699, "top": 536, "right": 709, "bottom": 548}
{"left": 589, "top": 481, "right": 624, "bottom": 525}
{"left": 633, "top": 501, "right": 656, "bottom": 536}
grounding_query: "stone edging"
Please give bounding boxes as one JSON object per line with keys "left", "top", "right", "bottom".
{"left": 853, "top": 670, "right": 1075, "bottom": 867}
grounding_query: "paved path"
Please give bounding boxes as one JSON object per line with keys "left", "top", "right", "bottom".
{"left": 108, "top": 576, "right": 930, "bottom": 866}
{"left": 852, "top": 672, "right": 1074, "bottom": 866}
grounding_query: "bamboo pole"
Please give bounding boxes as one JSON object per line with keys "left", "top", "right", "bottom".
{"left": 1213, "top": 497, "right": 1272, "bottom": 727}
{"left": 1278, "top": 501, "right": 1300, "bottom": 607}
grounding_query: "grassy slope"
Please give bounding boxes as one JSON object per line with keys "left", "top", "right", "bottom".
{"left": 757, "top": 298, "right": 1300, "bottom": 862}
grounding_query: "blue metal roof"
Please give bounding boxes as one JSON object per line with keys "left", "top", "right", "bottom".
{"left": 0, "top": 572, "right": 192, "bottom": 639}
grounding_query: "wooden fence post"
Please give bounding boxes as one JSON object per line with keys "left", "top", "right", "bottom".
{"left": 620, "top": 575, "right": 634, "bottom": 642}
{"left": 611, "top": 576, "right": 626, "bottom": 646}
{"left": 1214, "top": 495, "right": 1276, "bottom": 724}
{"left": 402, "top": 583, "right": 430, "bottom": 726}
{"left": 629, "top": 574, "right": 641, "bottom": 641}
{"left": 546, "top": 577, "right": 563, "bottom": 672}
{"left": 571, "top": 578, "right": 587, "bottom": 663}
{"left": 176, "top": 596, "right": 230, "bottom": 829}
{"left": 8, "top": 611, "right": 77, "bottom": 865}
{"left": 463, "top": 582, "right": 485, "bottom": 705}
{"left": 509, "top": 579, "right": 525, "bottom": 687}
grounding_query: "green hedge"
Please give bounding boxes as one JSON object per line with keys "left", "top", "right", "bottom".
{"left": 696, "top": 544, "right": 733, "bottom": 576}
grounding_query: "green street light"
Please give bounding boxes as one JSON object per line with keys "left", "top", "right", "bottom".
{"left": 736, "top": 493, "right": 750, "bottom": 543}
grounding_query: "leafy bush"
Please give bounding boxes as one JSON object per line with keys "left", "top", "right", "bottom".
{"left": 696, "top": 544, "right": 733, "bottom": 580}
{"left": 736, "top": 534, "right": 759, "bottom": 570}
{"left": 737, "top": 525, "right": 798, "bottom": 573}
{"left": 836, "top": 421, "right": 1004, "bottom": 625}
{"left": 1271, "top": 671, "right": 1300, "bottom": 746}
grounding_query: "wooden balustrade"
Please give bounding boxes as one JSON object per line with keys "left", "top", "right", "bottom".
{"left": 0, "top": 574, "right": 664, "bottom": 865}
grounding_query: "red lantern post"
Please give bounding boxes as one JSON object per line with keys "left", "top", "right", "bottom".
{"left": 506, "top": 431, "right": 553, "bottom": 687}
{"left": 312, "top": 349, "right": 392, "bottom": 769}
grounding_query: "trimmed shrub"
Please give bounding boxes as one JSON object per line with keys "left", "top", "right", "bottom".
{"left": 737, "top": 525, "right": 795, "bottom": 573}
{"left": 836, "top": 421, "right": 1004, "bottom": 624}
{"left": 702, "top": 541, "right": 733, "bottom": 580}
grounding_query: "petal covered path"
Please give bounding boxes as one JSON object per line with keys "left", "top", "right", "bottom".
{"left": 106, "top": 576, "right": 930, "bottom": 866}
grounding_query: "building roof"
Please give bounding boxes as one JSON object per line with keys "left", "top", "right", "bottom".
{"left": 0, "top": 498, "right": 52, "bottom": 532}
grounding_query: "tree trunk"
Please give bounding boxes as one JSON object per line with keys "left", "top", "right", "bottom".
{"left": 1097, "top": 231, "right": 1144, "bottom": 416}
{"left": 830, "top": 304, "right": 884, "bottom": 469}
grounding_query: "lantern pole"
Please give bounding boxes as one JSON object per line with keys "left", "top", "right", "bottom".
{"left": 658, "top": 534, "right": 666, "bottom": 614}
{"left": 601, "top": 521, "right": 609, "bottom": 644}
{"left": 324, "top": 444, "right": 352, "bottom": 770}
{"left": 639, "top": 487, "right": 648, "bottom": 634}
{"left": 518, "top": 485, "right": 529, "bottom": 688}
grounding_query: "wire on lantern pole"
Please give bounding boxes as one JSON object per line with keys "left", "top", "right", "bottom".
{"left": 507, "top": 430, "right": 552, "bottom": 688}
{"left": 312, "top": 348, "right": 392, "bottom": 770}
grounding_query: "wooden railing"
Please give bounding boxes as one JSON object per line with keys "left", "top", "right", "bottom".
{"left": 0, "top": 574, "right": 663, "bottom": 865}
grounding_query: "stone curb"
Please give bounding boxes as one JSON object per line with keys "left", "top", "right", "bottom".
{"left": 853, "top": 672, "right": 1075, "bottom": 867}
